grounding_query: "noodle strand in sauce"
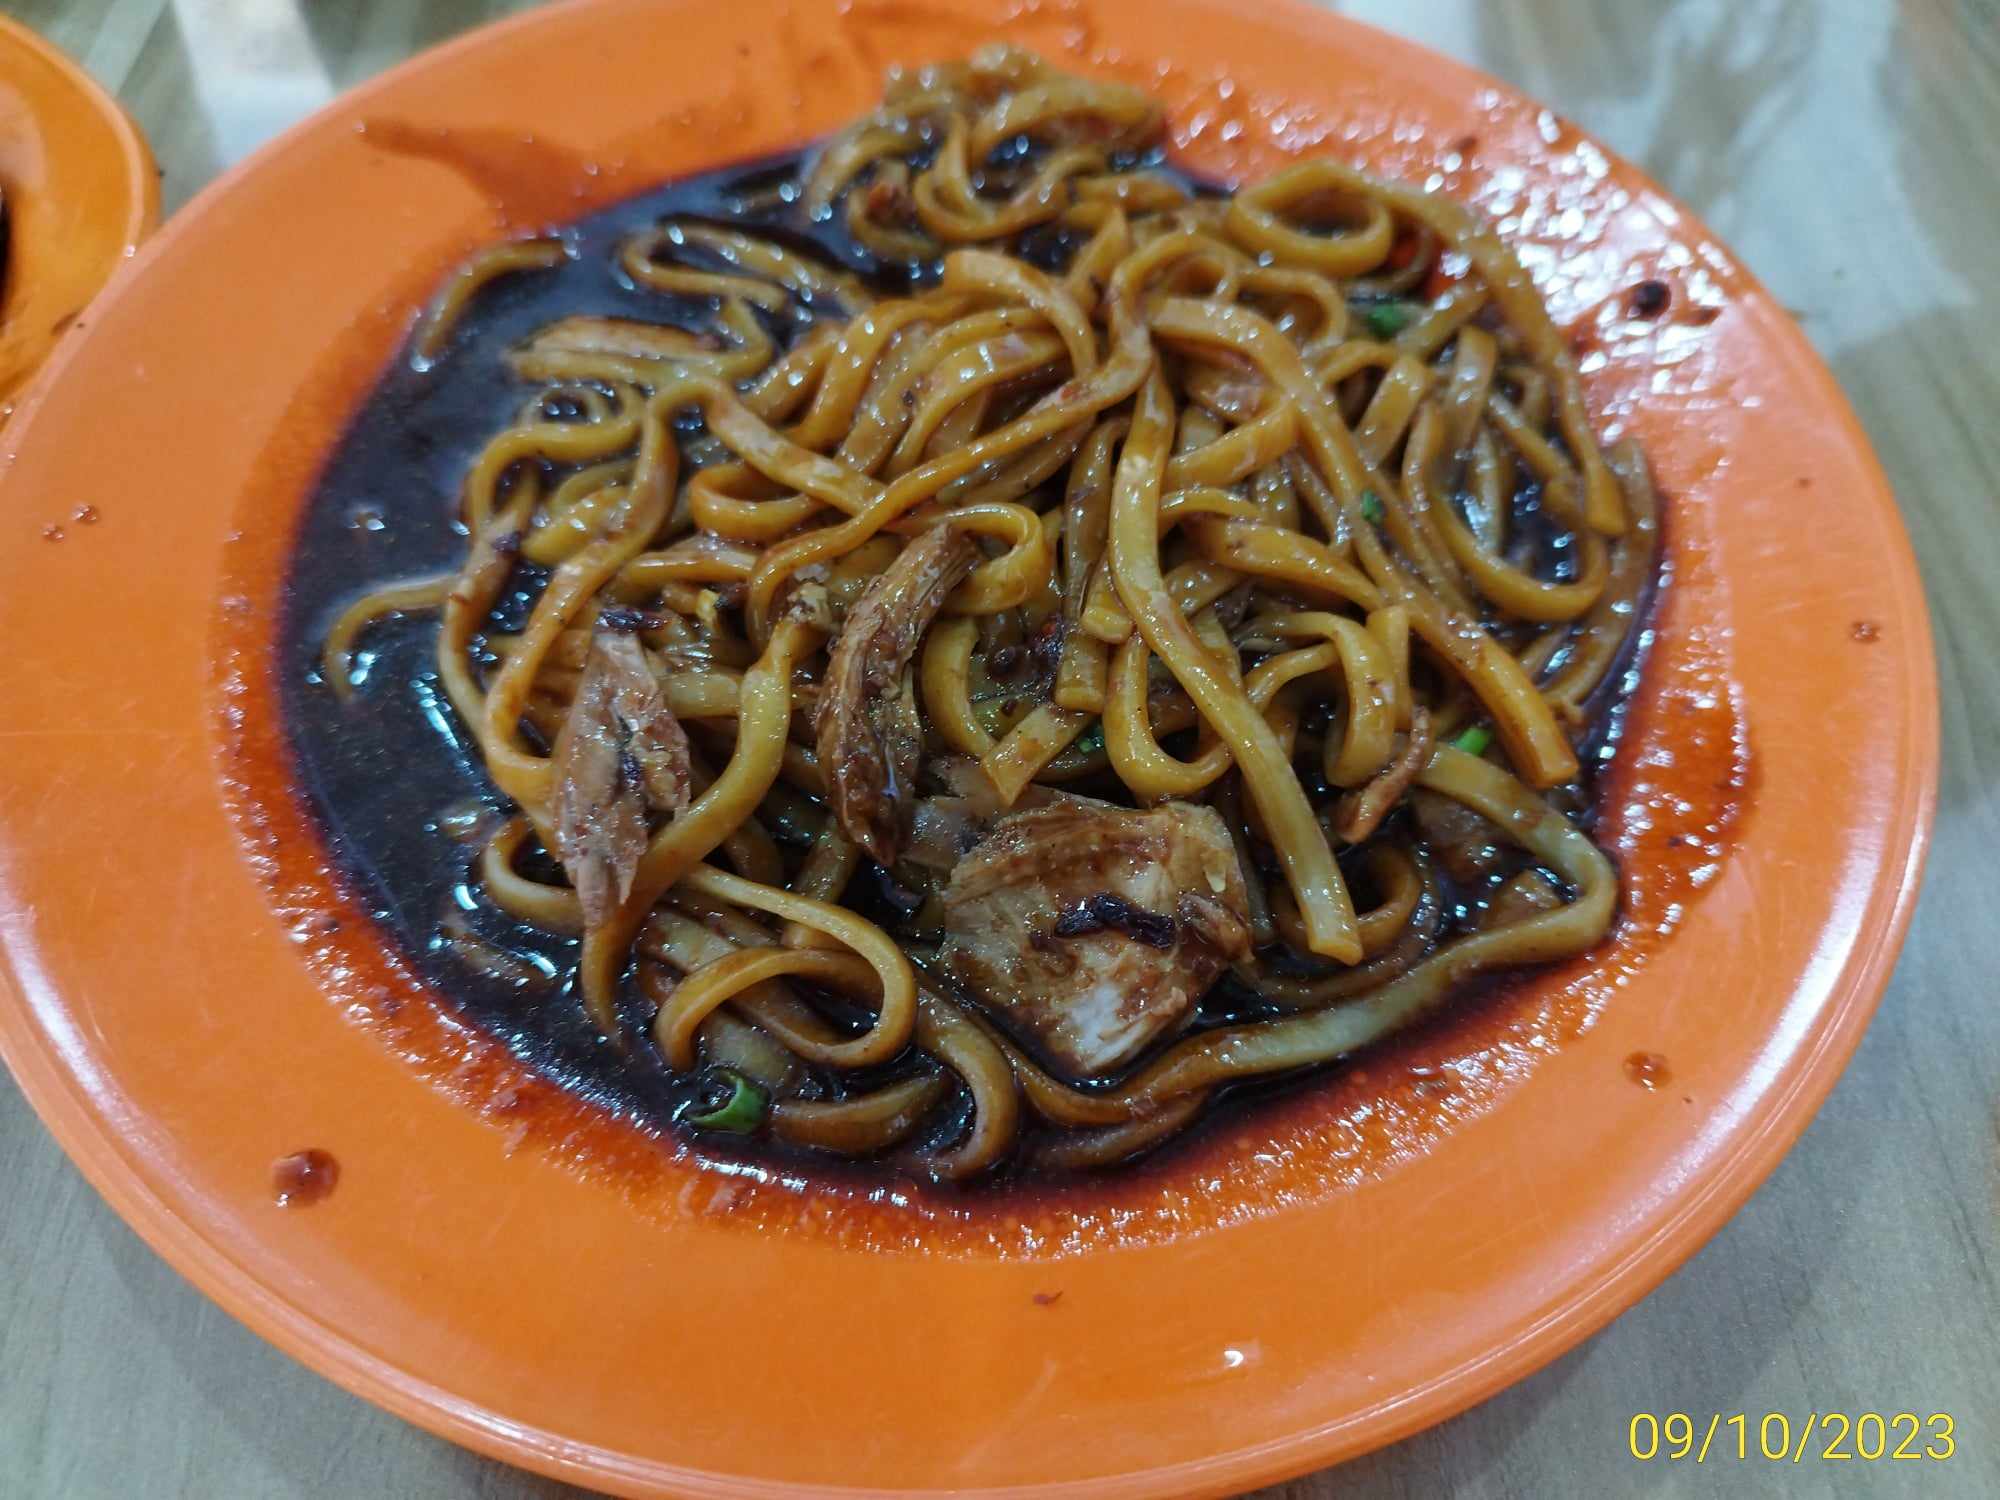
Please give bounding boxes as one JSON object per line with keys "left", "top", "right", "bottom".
{"left": 315, "top": 47, "right": 1657, "bottom": 1180}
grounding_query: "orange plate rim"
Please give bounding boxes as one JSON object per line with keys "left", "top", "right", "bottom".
{"left": 0, "top": 13, "right": 160, "bottom": 398}
{"left": 0, "top": 1, "right": 1938, "bottom": 1496}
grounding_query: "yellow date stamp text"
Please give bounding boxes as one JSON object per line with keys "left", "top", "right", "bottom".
{"left": 1628, "top": 1412, "right": 1955, "bottom": 1464}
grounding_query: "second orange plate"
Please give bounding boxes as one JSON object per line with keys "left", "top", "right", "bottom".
{"left": 0, "top": 1, "right": 1934, "bottom": 1496}
{"left": 0, "top": 14, "right": 158, "bottom": 408}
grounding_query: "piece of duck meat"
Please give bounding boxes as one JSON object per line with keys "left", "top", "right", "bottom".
{"left": 551, "top": 629, "right": 693, "bottom": 927}
{"left": 1331, "top": 707, "right": 1435, "bottom": 845}
{"left": 899, "top": 755, "right": 1062, "bottom": 874}
{"left": 1408, "top": 784, "right": 1508, "bottom": 884}
{"left": 941, "top": 795, "right": 1251, "bottom": 1078}
{"left": 816, "top": 527, "right": 979, "bottom": 865}
{"left": 904, "top": 795, "right": 987, "bottom": 875}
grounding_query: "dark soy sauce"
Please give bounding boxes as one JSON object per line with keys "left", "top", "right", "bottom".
{"left": 281, "top": 147, "right": 903, "bottom": 1145}
{"left": 272, "top": 1148, "right": 340, "bottom": 1206}
{"left": 280, "top": 143, "right": 1650, "bottom": 1184}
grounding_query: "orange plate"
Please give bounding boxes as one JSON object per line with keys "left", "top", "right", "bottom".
{"left": 0, "top": 15, "right": 158, "bottom": 411}
{"left": 0, "top": 1, "right": 1935, "bottom": 1495}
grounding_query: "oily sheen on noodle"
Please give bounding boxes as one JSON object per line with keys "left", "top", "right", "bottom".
{"left": 304, "top": 47, "right": 1657, "bottom": 1182}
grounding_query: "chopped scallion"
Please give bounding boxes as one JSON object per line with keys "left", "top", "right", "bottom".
{"left": 1451, "top": 725, "right": 1493, "bottom": 757}
{"left": 1359, "top": 490, "right": 1385, "bottom": 524}
{"left": 1363, "top": 301, "right": 1414, "bottom": 339}
{"left": 684, "top": 1068, "right": 768, "bottom": 1133}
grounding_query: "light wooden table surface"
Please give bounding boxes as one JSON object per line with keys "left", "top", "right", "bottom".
{"left": 3, "top": 1, "right": 1996, "bottom": 1496}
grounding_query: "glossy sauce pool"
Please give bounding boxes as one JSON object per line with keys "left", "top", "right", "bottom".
{"left": 227, "top": 140, "right": 1751, "bottom": 1250}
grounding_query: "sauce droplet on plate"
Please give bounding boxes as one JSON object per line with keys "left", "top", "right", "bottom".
{"left": 1628, "top": 279, "right": 1671, "bottom": 318}
{"left": 272, "top": 1148, "right": 340, "bottom": 1206}
{"left": 1623, "top": 1051, "right": 1671, "bottom": 1090}
{"left": 1851, "top": 619, "right": 1881, "bottom": 643}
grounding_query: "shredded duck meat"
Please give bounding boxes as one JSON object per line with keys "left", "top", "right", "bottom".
{"left": 1333, "top": 707, "right": 1436, "bottom": 844}
{"left": 551, "top": 630, "right": 692, "bottom": 926}
{"left": 941, "top": 795, "right": 1251, "bottom": 1078}
{"left": 816, "top": 528, "right": 979, "bottom": 864}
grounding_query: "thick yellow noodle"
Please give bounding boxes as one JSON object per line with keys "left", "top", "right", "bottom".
{"left": 327, "top": 46, "right": 1653, "bottom": 1177}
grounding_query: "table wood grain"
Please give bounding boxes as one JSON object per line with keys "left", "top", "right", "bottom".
{"left": 3, "top": 2, "right": 1996, "bottom": 1495}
